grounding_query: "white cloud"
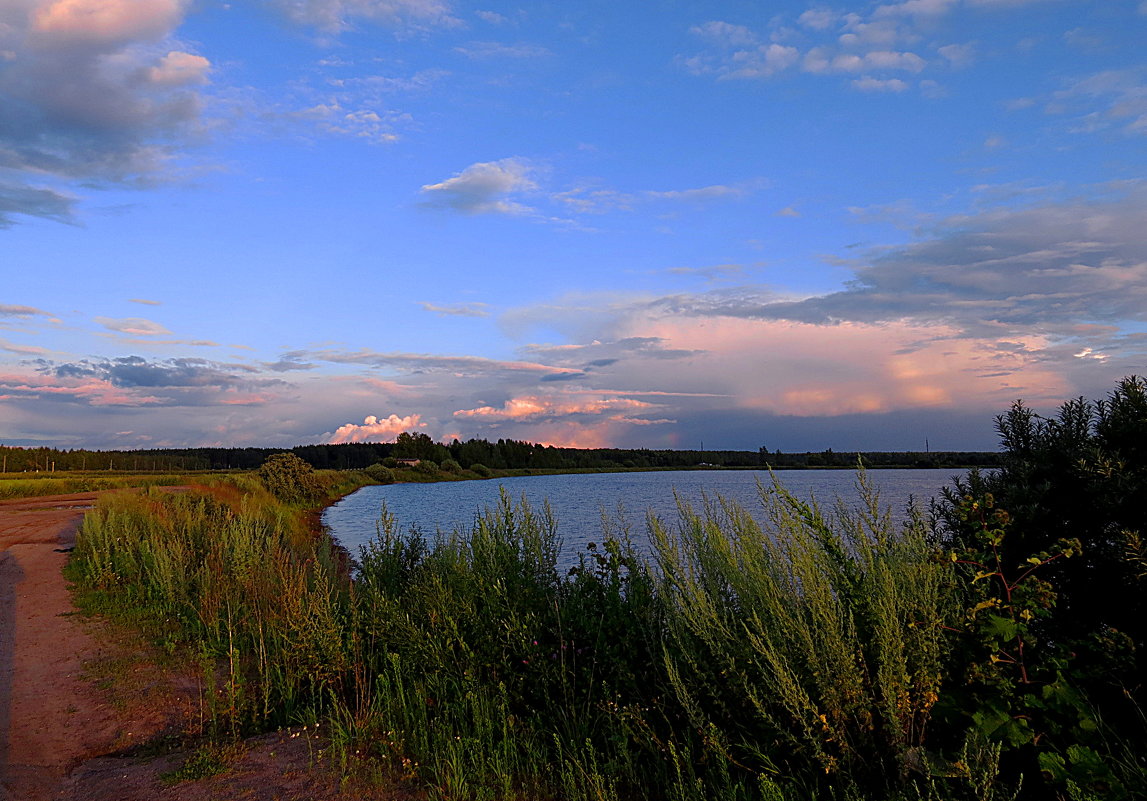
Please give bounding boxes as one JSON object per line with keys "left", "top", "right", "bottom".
{"left": 873, "top": 0, "right": 958, "bottom": 18}
{"left": 329, "top": 413, "right": 423, "bottom": 443}
{"left": 146, "top": 50, "right": 211, "bottom": 87}
{"left": 420, "top": 158, "right": 538, "bottom": 214}
{"left": 852, "top": 76, "right": 910, "bottom": 92}
{"left": 798, "top": 9, "right": 839, "bottom": 30}
{"left": 937, "top": 42, "right": 975, "bottom": 67}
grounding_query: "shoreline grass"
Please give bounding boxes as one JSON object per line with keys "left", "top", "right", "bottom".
{"left": 60, "top": 453, "right": 1144, "bottom": 800}
{"left": 63, "top": 466, "right": 992, "bottom": 800}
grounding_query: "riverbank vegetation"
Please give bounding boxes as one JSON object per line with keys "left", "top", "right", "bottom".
{"left": 63, "top": 379, "right": 1146, "bottom": 800}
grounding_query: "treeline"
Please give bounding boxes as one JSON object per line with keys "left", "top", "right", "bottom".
{"left": 1, "top": 435, "right": 1000, "bottom": 474}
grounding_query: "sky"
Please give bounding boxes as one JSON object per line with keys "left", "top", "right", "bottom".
{"left": 2, "top": 0, "right": 1146, "bottom": 452}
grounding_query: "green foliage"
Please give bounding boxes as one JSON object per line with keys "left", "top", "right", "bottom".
{"left": 363, "top": 462, "right": 395, "bottom": 484}
{"left": 160, "top": 741, "right": 238, "bottom": 784}
{"left": 937, "top": 376, "right": 1147, "bottom": 800}
{"left": 411, "top": 459, "right": 438, "bottom": 475}
{"left": 439, "top": 458, "right": 462, "bottom": 474}
{"left": 77, "top": 457, "right": 1147, "bottom": 801}
{"left": 469, "top": 462, "right": 493, "bottom": 478}
{"left": 652, "top": 475, "right": 957, "bottom": 794}
{"left": 940, "top": 377, "right": 1147, "bottom": 648}
{"left": 257, "top": 452, "right": 323, "bottom": 505}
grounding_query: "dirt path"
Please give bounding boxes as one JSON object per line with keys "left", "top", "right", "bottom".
{"left": 0, "top": 490, "right": 412, "bottom": 801}
{"left": 0, "top": 492, "right": 125, "bottom": 800}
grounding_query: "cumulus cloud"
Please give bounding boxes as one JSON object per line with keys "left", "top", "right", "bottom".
{"left": 329, "top": 413, "right": 423, "bottom": 443}
{"left": 678, "top": 3, "right": 1071, "bottom": 90}
{"left": 682, "top": 24, "right": 798, "bottom": 79}
{"left": 0, "top": 0, "right": 210, "bottom": 223}
{"left": 420, "top": 158, "right": 537, "bottom": 214}
{"left": 805, "top": 49, "right": 925, "bottom": 75}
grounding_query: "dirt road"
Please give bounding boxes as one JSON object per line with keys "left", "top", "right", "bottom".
{"left": 0, "top": 492, "right": 125, "bottom": 800}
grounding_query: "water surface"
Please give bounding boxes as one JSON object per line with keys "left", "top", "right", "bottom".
{"left": 324, "top": 468, "right": 963, "bottom": 570}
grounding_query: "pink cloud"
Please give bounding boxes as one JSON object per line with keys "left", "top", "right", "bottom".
{"left": 31, "top": 0, "right": 188, "bottom": 44}
{"left": 454, "top": 394, "right": 657, "bottom": 421}
{"left": 329, "top": 413, "right": 424, "bottom": 444}
{"left": 617, "top": 315, "right": 1069, "bottom": 417}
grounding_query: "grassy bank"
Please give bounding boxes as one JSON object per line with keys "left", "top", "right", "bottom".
{"left": 63, "top": 470, "right": 987, "bottom": 799}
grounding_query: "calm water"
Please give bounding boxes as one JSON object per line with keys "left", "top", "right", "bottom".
{"left": 323, "top": 468, "right": 964, "bottom": 570}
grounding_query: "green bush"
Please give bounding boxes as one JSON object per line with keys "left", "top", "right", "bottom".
{"left": 470, "top": 463, "right": 493, "bottom": 478}
{"left": 364, "top": 462, "right": 395, "bottom": 484}
{"left": 440, "top": 458, "right": 462, "bottom": 474}
{"left": 257, "top": 452, "right": 323, "bottom": 505}
{"left": 937, "top": 376, "right": 1147, "bottom": 799}
{"left": 412, "top": 459, "right": 438, "bottom": 475}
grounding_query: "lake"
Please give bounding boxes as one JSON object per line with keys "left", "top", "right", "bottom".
{"left": 323, "top": 468, "right": 966, "bottom": 570}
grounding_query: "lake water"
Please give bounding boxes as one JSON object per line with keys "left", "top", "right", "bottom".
{"left": 323, "top": 468, "right": 965, "bottom": 570}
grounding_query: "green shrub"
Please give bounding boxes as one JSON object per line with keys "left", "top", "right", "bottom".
{"left": 440, "top": 458, "right": 462, "bottom": 474}
{"left": 412, "top": 459, "right": 438, "bottom": 475}
{"left": 364, "top": 462, "right": 395, "bottom": 484}
{"left": 257, "top": 452, "right": 323, "bottom": 505}
{"left": 470, "top": 463, "right": 493, "bottom": 478}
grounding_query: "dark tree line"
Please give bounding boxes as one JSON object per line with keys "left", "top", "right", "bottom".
{"left": 2, "top": 436, "right": 1000, "bottom": 475}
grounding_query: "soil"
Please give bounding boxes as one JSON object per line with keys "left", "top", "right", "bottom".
{"left": 0, "top": 491, "right": 416, "bottom": 801}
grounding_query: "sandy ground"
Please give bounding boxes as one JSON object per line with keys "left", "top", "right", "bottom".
{"left": 0, "top": 491, "right": 414, "bottom": 801}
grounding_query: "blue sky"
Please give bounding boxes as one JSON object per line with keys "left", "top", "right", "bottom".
{"left": 2, "top": 0, "right": 1146, "bottom": 451}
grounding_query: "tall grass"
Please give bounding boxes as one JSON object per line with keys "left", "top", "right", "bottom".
{"left": 68, "top": 470, "right": 1015, "bottom": 799}
{"left": 0, "top": 473, "right": 191, "bottom": 499}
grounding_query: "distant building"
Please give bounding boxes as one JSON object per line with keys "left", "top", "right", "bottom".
{"left": 395, "top": 458, "right": 421, "bottom": 468}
